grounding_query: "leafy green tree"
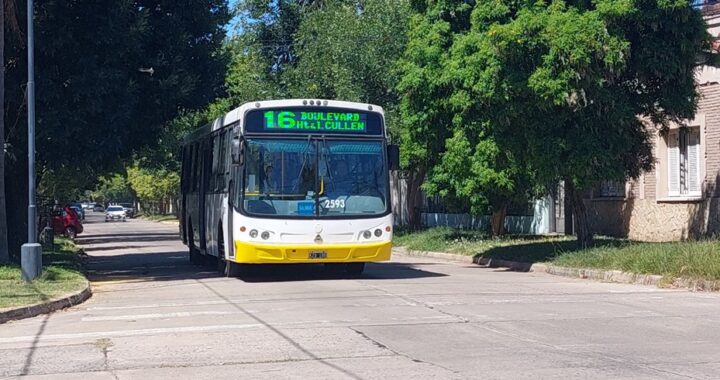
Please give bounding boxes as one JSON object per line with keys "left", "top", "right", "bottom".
{"left": 425, "top": 128, "right": 535, "bottom": 236}
{"left": 127, "top": 163, "right": 180, "bottom": 214}
{"left": 92, "top": 174, "right": 134, "bottom": 205}
{"left": 2, "top": 0, "right": 230, "bottom": 259}
{"left": 402, "top": 0, "right": 710, "bottom": 245}
{"left": 287, "top": 0, "right": 410, "bottom": 111}
{"left": 396, "top": 12, "right": 456, "bottom": 226}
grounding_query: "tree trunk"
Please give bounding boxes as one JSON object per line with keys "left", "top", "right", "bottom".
{"left": 566, "top": 180, "right": 593, "bottom": 248}
{"left": 405, "top": 168, "right": 425, "bottom": 228}
{"left": 490, "top": 205, "right": 507, "bottom": 237}
{"left": 0, "top": 0, "right": 9, "bottom": 264}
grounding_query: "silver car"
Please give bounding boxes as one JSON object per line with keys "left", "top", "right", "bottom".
{"left": 105, "top": 206, "right": 127, "bottom": 222}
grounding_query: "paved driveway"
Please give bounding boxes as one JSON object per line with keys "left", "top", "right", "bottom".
{"left": 1, "top": 213, "right": 719, "bottom": 379}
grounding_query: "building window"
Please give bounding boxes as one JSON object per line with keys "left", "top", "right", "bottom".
{"left": 668, "top": 127, "right": 701, "bottom": 197}
{"left": 599, "top": 181, "right": 625, "bottom": 198}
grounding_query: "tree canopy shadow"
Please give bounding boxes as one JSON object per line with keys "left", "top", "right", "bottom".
{"left": 472, "top": 237, "right": 630, "bottom": 267}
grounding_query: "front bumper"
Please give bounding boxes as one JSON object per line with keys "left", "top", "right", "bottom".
{"left": 232, "top": 241, "right": 392, "bottom": 264}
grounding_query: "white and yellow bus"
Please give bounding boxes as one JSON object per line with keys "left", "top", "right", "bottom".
{"left": 180, "top": 100, "right": 399, "bottom": 276}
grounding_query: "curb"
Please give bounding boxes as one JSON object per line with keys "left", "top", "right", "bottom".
{"left": 394, "top": 248, "right": 546, "bottom": 272}
{"left": 0, "top": 281, "right": 92, "bottom": 324}
{"left": 544, "top": 266, "right": 663, "bottom": 287}
{"left": 392, "top": 247, "right": 474, "bottom": 263}
{"left": 394, "top": 247, "right": 719, "bottom": 291}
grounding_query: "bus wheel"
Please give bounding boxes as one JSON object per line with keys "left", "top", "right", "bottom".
{"left": 217, "top": 230, "right": 238, "bottom": 277}
{"left": 346, "top": 262, "right": 365, "bottom": 275}
{"left": 188, "top": 221, "right": 202, "bottom": 265}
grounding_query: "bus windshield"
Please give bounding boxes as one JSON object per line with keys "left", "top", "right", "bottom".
{"left": 241, "top": 138, "right": 388, "bottom": 218}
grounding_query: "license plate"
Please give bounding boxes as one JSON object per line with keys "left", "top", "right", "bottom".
{"left": 309, "top": 251, "right": 327, "bottom": 259}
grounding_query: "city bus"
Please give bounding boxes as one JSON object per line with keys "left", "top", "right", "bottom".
{"left": 180, "top": 99, "right": 399, "bottom": 276}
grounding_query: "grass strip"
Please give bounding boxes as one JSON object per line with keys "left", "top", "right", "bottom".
{"left": 394, "top": 227, "right": 720, "bottom": 281}
{"left": 0, "top": 238, "right": 88, "bottom": 310}
{"left": 142, "top": 214, "right": 178, "bottom": 222}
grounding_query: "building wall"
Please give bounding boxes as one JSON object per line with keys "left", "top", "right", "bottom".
{"left": 589, "top": 198, "right": 720, "bottom": 241}
{"left": 589, "top": 82, "right": 720, "bottom": 241}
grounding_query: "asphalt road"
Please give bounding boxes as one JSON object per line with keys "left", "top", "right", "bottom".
{"left": 2, "top": 213, "right": 720, "bottom": 379}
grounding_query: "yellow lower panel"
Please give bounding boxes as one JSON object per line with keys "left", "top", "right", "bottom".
{"left": 232, "top": 240, "right": 392, "bottom": 264}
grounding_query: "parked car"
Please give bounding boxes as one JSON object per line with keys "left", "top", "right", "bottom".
{"left": 93, "top": 203, "right": 105, "bottom": 212}
{"left": 51, "top": 206, "right": 84, "bottom": 239}
{"left": 118, "top": 203, "right": 136, "bottom": 218}
{"left": 71, "top": 205, "right": 86, "bottom": 220}
{"left": 105, "top": 205, "right": 127, "bottom": 222}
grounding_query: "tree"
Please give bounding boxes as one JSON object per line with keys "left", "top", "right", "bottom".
{"left": 287, "top": 0, "right": 410, "bottom": 110}
{"left": 402, "top": 0, "right": 710, "bottom": 246}
{"left": 127, "top": 163, "right": 180, "bottom": 214}
{"left": 92, "top": 174, "right": 133, "bottom": 205}
{"left": 2, "top": 1, "right": 230, "bottom": 259}
{"left": 396, "top": 11, "right": 457, "bottom": 226}
{"left": 0, "top": 0, "right": 7, "bottom": 264}
{"left": 425, "top": 128, "right": 535, "bottom": 236}
{"left": 0, "top": 0, "right": 19, "bottom": 263}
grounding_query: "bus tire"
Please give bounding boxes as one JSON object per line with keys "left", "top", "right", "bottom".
{"left": 188, "top": 221, "right": 202, "bottom": 265}
{"left": 346, "top": 262, "right": 365, "bottom": 275}
{"left": 216, "top": 228, "right": 237, "bottom": 277}
{"left": 225, "top": 261, "right": 243, "bottom": 277}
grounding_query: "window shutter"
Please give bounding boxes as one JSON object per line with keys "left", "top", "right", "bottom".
{"left": 687, "top": 128, "right": 701, "bottom": 195}
{"left": 668, "top": 131, "right": 680, "bottom": 196}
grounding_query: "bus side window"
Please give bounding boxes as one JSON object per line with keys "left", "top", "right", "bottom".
{"left": 190, "top": 145, "right": 197, "bottom": 192}
{"left": 219, "top": 131, "right": 228, "bottom": 192}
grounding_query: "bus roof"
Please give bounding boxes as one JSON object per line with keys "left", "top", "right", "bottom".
{"left": 183, "top": 99, "right": 385, "bottom": 144}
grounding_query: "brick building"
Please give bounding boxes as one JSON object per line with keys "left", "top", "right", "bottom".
{"left": 588, "top": 5, "right": 720, "bottom": 241}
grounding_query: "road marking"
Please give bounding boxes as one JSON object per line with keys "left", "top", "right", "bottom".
{"left": 0, "top": 316, "right": 461, "bottom": 345}
{"left": 87, "top": 300, "right": 239, "bottom": 310}
{"left": 81, "top": 311, "right": 236, "bottom": 322}
{"left": 0, "top": 324, "right": 263, "bottom": 344}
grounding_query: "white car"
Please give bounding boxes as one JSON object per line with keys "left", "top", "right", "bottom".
{"left": 105, "top": 206, "right": 127, "bottom": 222}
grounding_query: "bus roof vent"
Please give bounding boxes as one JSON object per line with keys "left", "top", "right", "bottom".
{"left": 255, "top": 102, "right": 261, "bottom": 108}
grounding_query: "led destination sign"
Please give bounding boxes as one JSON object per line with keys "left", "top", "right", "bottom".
{"left": 264, "top": 111, "right": 366, "bottom": 132}
{"left": 244, "top": 107, "right": 383, "bottom": 135}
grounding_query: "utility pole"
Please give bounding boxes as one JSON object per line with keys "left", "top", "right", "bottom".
{"left": 21, "top": 0, "right": 41, "bottom": 282}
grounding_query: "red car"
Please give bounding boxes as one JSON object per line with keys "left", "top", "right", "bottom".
{"left": 51, "top": 206, "right": 84, "bottom": 239}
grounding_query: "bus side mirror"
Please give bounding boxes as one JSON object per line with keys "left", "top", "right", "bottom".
{"left": 387, "top": 144, "right": 400, "bottom": 171}
{"left": 231, "top": 137, "right": 244, "bottom": 166}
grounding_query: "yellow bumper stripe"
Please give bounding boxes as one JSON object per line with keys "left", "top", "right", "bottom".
{"left": 232, "top": 241, "right": 392, "bottom": 264}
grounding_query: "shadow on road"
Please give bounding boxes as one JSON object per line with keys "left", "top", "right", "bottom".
{"left": 233, "top": 261, "right": 447, "bottom": 283}
{"left": 87, "top": 250, "right": 446, "bottom": 283}
{"left": 79, "top": 217, "right": 447, "bottom": 283}
{"left": 78, "top": 234, "right": 181, "bottom": 245}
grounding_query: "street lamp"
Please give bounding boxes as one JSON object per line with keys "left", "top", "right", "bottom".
{"left": 21, "top": 0, "right": 41, "bottom": 282}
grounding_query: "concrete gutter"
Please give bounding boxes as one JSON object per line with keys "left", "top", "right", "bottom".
{"left": 394, "top": 247, "right": 720, "bottom": 291}
{"left": 0, "top": 281, "right": 92, "bottom": 324}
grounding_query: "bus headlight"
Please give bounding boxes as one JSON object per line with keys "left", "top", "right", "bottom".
{"left": 362, "top": 230, "right": 372, "bottom": 239}
{"left": 249, "top": 229, "right": 258, "bottom": 238}
{"left": 261, "top": 231, "right": 270, "bottom": 240}
{"left": 374, "top": 229, "right": 382, "bottom": 237}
